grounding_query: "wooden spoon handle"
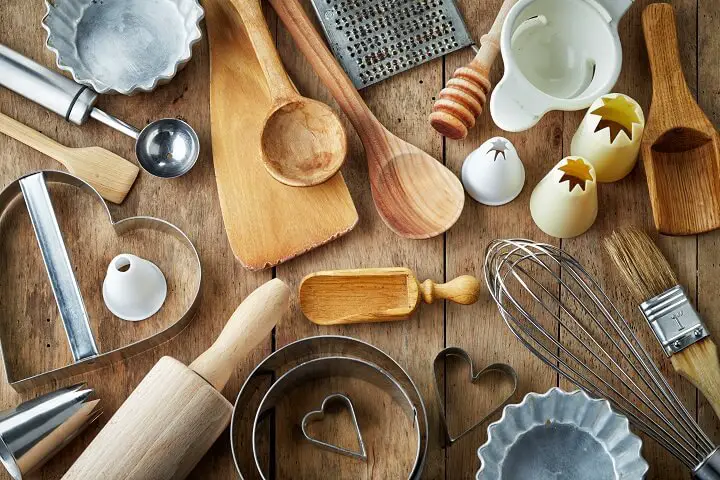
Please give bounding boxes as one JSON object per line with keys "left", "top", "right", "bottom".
{"left": 0, "top": 111, "right": 70, "bottom": 165}
{"left": 190, "top": 278, "right": 290, "bottom": 391}
{"left": 228, "top": 0, "right": 297, "bottom": 100}
{"left": 419, "top": 275, "right": 481, "bottom": 305}
{"left": 642, "top": 3, "right": 694, "bottom": 107}
{"left": 671, "top": 337, "right": 720, "bottom": 420}
{"left": 430, "top": 0, "right": 517, "bottom": 140}
{"left": 268, "top": 0, "right": 382, "bottom": 140}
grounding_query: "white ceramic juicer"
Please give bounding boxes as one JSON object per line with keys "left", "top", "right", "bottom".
{"left": 490, "top": 0, "right": 633, "bottom": 132}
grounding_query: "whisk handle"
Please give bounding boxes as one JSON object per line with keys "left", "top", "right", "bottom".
{"left": 694, "top": 446, "right": 720, "bottom": 480}
{"left": 671, "top": 338, "right": 720, "bottom": 421}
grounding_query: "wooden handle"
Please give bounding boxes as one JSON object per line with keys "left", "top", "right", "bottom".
{"left": 671, "top": 337, "right": 720, "bottom": 420}
{"left": 419, "top": 275, "right": 481, "bottom": 305}
{"left": 189, "top": 278, "right": 290, "bottom": 391}
{"left": 429, "top": 0, "right": 517, "bottom": 140}
{"left": 228, "top": 0, "right": 297, "bottom": 101}
{"left": 642, "top": 3, "right": 695, "bottom": 109}
{"left": 268, "top": 0, "right": 383, "bottom": 141}
{"left": 0, "top": 111, "right": 70, "bottom": 164}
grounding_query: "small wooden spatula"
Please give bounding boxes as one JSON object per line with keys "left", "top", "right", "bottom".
{"left": 0, "top": 111, "right": 139, "bottom": 204}
{"left": 641, "top": 3, "right": 720, "bottom": 235}
{"left": 299, "top": 268, "right": 481, "bottom": 325}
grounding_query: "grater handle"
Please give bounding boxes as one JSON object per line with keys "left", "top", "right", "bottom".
{"left": 228, "top": 0, "right": 297, "bottom": 101}
{"left": 429, "top": 0, "right": 518, "bottom": 140}
{"left": 268, "top": 0, "right": 383, "bottom": 141}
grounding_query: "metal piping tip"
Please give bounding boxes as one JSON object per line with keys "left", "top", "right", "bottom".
{"left": 0, "top": 383, "right": 102, "bottom": 479}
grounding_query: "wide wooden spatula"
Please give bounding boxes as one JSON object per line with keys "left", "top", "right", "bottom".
{"left": 62, "top": 279, "right": 290, "bottom": 480}
{"left": 641, "top": 3, "right": 720, "bottom": 235}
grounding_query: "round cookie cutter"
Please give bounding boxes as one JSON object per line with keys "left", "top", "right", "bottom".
{"left": 231, "top": 336, "right": 428, "bottom": 479}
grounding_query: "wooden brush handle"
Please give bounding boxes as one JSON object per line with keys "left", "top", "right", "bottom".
{"left": 268, "top": 0, "right": 383, "bottom": 141}
{"left": 642, "top": 3, "right": 696, "bottom": 113}
{"left": 419, "top": 275, "right": 481, "bottom": 305}
{"left": 429, "top": 0, "right": 517, "bottom": 140}
{"left": 671, "top": 337, "right": 720, "bottom": 419}
{"left": 189, "top": 278, "right": 290, "bottom": 391}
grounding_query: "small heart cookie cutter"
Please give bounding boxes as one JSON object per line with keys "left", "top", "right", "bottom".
{"left": 0, "top": 171, "right": 202, "bottom": 391}
{"left": 301, "top": 393, "right": 367, "bottom": 461}
{"left": 433, "top": 347, "right": 518, "bottom": 446}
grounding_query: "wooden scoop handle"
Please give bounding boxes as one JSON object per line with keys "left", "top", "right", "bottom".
{"left": 419, "top": 275, "right": 481, "bottom": 305}
{"left": 429, "top": 0, "right": 517, "bottom": 140}
{"left": 190, "top": 278, "right": 290, "bottom": 391}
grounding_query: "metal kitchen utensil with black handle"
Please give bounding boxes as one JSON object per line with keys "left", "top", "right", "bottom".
{"left": 0, "top": 43, "right": 199, "bottom": 178}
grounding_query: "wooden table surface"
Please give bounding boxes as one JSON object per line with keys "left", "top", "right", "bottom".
{"left": 0, "top": 0, "right": 718, "bottom": 478}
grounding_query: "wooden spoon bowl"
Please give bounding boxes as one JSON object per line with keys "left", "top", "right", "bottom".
{"left": 261, "top": 98, "right": 347, "bottom": 187}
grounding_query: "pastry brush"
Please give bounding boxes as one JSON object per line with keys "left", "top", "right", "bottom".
{"left": 604, "top": 227, "right": 720, "bottom": 418}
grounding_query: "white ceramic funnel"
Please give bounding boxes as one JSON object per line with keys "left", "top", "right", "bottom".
{"left": 461, "top": 137, "right": 525, "bottom": 206}
{"left": 102, "top": 254, "right": 167, "bottom": 321}
{"left": 530, "top": 156, "right": 598, "bottom": 238}
{"left": 571, "top": 93, "right": 644, "bottom": 182}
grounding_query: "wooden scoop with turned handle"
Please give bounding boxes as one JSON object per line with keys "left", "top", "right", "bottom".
{"left": 641, "top": 3, "right": 720, "bottom": 235}
{"left": 229, "top": 0, "right": 347, "bottom": 187}
{"left": 268, "top": 0, "right": 465, "bottom": 239}
{"left": 0, "top": 111, "right": 139, "bottom": 204}
{"left": 61, "top": 278, "right": 290, "bottom": 480}
{"left": 299, "top": 268, "right": 481, "bottom": 325}
{"left": 430, "top": 0, "right": 518, "bottom": 140}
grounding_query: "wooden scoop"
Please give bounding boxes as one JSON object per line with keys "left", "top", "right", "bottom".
{"left": 229, "top": 0, "right": 346, "bottom": 187}
{"left": 299, "top": 268, "right": 481, "bottom": 325}
{"left": 641, "top": 3, "right": 720, "bottom": 235}
{"left": 268, "top": 0, "right": 465, "bottom": 238}
{"left": 0, "top": 111, "right": 139, "bottom": 204}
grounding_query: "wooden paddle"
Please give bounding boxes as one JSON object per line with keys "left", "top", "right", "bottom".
{"left": 641, "top": 3, "right": 720, "bottom": 235}
{"left": 0, "top": 111, "right": 139, "bottom": 204}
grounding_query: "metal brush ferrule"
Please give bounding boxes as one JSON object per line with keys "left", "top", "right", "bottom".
{"left": 694, "top": 447, "right": 720, "bottom": 480}
{"left": 640, "top": 285, "right": 708, "bottom": 356}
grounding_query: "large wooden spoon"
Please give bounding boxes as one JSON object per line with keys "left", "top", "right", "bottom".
{"left": 268, "top": 0, "right": 465, "bottom": 238}
{"left": 641, "top": 3, "right": 720, "bottom": 235}
{"left": 229, "top": 0, "right": 346, "bottom": 187}
{"left": 0, "top": 111, "right": 139, "bottom": 204}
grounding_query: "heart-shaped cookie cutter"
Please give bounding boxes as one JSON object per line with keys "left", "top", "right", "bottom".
{"left": 433, "top": 347, "right": 518, "bottom": 446}
{"left": 301, "top": 393, "right": 367, "bottom": 461}
{"left": 0, "top": 170, "right": 201, "bottom": 391}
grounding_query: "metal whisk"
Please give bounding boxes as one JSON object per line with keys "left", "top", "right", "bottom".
{"left": 484, "top": 239, "right": 720, "bottom": 479}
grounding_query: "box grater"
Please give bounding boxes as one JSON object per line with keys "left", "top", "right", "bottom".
{"left": 310, "top": 0, "right": 474, "bottom": 89}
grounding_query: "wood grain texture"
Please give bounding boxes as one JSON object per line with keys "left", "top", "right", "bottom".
{"left": 0, "top": 1, "right": 718, "bottom": 479}
{"left": 205, "top": 0, "right": 357, "bottom": 270}
{"left": 0, "top": 111, "right": 139, "bottom": 204}
{"left": 429, "top": 0, "right": 518, "bottom": 140}
{"left": 299, "top": 268, "right": 480, "bottom": 325}
{"left": 641, "top": 2, "right": 720, "bottom": 235}
{"left": 269, "top": 0, "right": 466, "bottom": 239}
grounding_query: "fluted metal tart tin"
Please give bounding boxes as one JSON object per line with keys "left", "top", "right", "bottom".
{"left": 42, "top": 0, "right": 204, "bottom": 95}
{"left": 477, "top": 388, "right": 648, "bottom": 480}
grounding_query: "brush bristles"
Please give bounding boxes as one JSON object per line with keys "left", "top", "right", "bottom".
{"left": 604, "top": 227, "right": 679, "bottom": 304}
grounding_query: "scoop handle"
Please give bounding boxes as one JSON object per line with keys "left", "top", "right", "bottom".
{"left": 189, "top": 278, "right": 290, "bottom": 391}
{"left": 419, "top": 275, "right": 482, "bottom": 305}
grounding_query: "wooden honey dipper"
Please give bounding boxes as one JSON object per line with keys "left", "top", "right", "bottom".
{"left": 430, "top": 0, "right": 518, "bottom": 140}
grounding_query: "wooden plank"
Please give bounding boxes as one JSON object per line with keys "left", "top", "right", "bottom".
{"left": 697, "top": 0, "right": 720, "bottom": 449}
{"left": 561, "top": 1, "right": 698, "bottom": 479}
{"left": 271, "top": 0, "right": 446, "bottom": 477}
{"left": 0, "top": 2, "right": 271, "bottom": 479}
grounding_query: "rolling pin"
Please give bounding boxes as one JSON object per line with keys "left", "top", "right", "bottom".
{"left": 61, "top": 278, "right": 290, "bottom": 480}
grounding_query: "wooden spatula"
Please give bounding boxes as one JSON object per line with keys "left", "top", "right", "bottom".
{"left": 0, "top": 111, "right": 139, "bottom": 204}
{"left": 268, "top": 0, "right": 465, "bottom": 239}
{"left": 641, "top": 3, "right": 720, "bottom": 235}
{"left": 299, "top": 268, "right": 481, "bottom": 325}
